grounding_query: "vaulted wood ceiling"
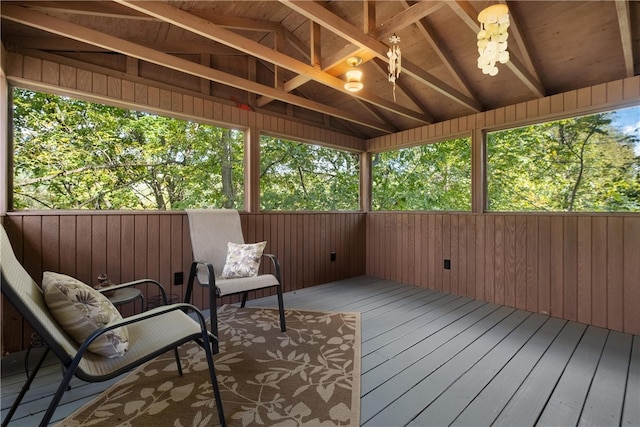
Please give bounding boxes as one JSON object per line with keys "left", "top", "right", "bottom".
{"left": 1, "top": 1, "right": 638, "bottom": 139}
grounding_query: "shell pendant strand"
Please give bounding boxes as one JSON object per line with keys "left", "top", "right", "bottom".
{"left": 387, "top": 33, "right": 401, "bottom": 102}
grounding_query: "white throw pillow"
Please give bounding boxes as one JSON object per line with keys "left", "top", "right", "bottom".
{"left": 42, "top": 272, "right": 129, "bottom": 358}
{"left": 221, "top": 241, "right": 267, "bottom": 279}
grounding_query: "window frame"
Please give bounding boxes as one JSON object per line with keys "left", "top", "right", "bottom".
{"left": 482, "top": 104, "right": 640, "bottom": 214}
{"left": 258, "top": 132, "right": 362, "bottom": 212}
{"left": 370, "top": 134, "right": 474, "bottom": 212}
{"left": 9, "top": 85, "right": 249, "bottom": 212}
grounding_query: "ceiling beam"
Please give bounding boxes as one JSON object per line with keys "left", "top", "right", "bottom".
{"left": 499, "top": 0, "right": 542, "bottom": 86}
{"left": 449, "top": 0, "right": 545, "bottom": 98}
{"left": 280, "top": 0, "right": 482, "bottom": 112}
{"left": 376, "top": 1, "right": 444, "bottom": 40}
{"left": 372, "top": 57, "right": 433, "bottom": 120}
{"left": 3, "top": 35, "right": 251, "bottom": 55}
{"left": 23, "top": 1, "right": 282, "bottom": 32}
{"left": 114, "top": 0, "right": 431, "bottom": 125}
{"left": 399, "top": 0, "right": 476, "bottom": 101}
{"left": 258, "top": 2, "right": 452, "bottom": 113}
{"left": 0, "top": 4, "right": 396, "bottom": 134}
{"left": 615, "top": 0, "right": 635, "bottom": 78}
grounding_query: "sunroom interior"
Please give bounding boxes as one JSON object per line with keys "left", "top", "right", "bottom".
{"left": 1, "top": 1, "right": 639, "bottom": 426}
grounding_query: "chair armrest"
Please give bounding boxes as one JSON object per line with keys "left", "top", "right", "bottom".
{"left": 262, "top": 253, "right": 282, "bottom": 284}
{"left": 79, "top": 303, "right": 210, "bottom": 354}
{"left": 68, "top": 303, "right": 215, "bottom": 381}
{"left": 185, "top": 260, "right": 219, "bottom": 302}
{"left": 191, "top": 260, "right": 217, "bottom": 285}
{"left": 97, "top": 279, "right": 169, "bottom": 305}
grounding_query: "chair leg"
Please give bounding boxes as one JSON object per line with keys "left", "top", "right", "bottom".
{"left": 277, "top": 285, "right": 286, "bottom": 332}
{"left": 201, "top": 331, "right": 225, "bottom": 426}
{"left": 240, "top": 292, "right": 248, "bottom": 308}
{"left": 209, "top": 287, "right": 219, "bottom": 354}
{"left": 184, "top": 262, "right": 198, "bottom": 305}
{"left": 2, "top": 347, "right": 50, "bottom": 427}
{"left": 41, "top": 356, "right": 78, "bottom": 427}
{"left": 174, "top": 348, "right": 183, "bottom": 376}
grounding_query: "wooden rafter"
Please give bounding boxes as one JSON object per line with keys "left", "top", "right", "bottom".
{"left": 450, "top": 0, "right": 545, "bottom": 98}
{"left": 375, "top": 1, "right": 445, "bottom": 40}
{"left": 0, "top": 4, "right": 396, "bottom": 133}
{"left": 615, "top": 0, "right": 635, "bottom": 78}
{"left": 114, "top": 0, "right": 432, "bottom": 125}
{"left": 371, "top": 57, "right": 433, "bottom": 122}
{"left": 257, "top": 0, "right": 474, "bottom": 116}
{"left": 398, "top": 0, "right": 476, "bottom": 101}
{"left": 24, "top": 1, "right": 281, "bottom": 32}
{"left": 280, "top": 0, "right": 482, "bottom": 113}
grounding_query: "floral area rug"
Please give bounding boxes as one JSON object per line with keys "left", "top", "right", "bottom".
{"left": 57, "top": 306, "right": 361, "bottom": 426}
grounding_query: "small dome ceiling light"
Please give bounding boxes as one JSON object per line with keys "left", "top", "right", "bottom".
{"left": 344, "top": 56, "right": 363, "bottom": 92}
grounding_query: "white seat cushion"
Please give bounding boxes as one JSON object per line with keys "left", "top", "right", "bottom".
{"left": 215, "top": 274, "right": 279, "bottom": 297}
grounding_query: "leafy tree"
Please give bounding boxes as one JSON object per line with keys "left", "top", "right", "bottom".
{"left": 487, "top": 112, "right": 640, "bottom": 212}
{"left": 260, "top": 136, "right": 360, "bottom": 210}
{"left": 372, "top": 138, "right": 471, "bottom": 211}
{"left": 12, "top": 89, "right": 243, "bottom": 210}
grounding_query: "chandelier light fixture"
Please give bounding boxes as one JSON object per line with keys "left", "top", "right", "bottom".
{"left": 387, "top": 33, "right": 401, "bottom": 101}
{"left": 477, "top": 4, "right": 510, "bottom": 76}
{"left": 344, "top": 56, "right": 363, "bottom": 92}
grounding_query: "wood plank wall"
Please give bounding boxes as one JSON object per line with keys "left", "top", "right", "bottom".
{"left": 1, "top": 212, "right": 366, "bottom": 353}
{"left": 366, "top": 212, "right": 640, "bottom": 336}
{"left": 365, "top": 76, "right": 640, "bottom": 337}
{"left": 367, "top": 76, "right": 640, "bottom": 151}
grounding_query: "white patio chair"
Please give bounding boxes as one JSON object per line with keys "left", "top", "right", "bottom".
{"left": 184, "top": 209, "right": 286, "bottom": 353}
{"left": 0, "top": 226, "right": 225, "bottom": 427}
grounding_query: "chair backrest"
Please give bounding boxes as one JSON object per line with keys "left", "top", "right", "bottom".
{"left": 1, "top": 226, "right": 77, "bottom": 363}
{"left": 185, "top": 209, "right": 245, "bottom": 284}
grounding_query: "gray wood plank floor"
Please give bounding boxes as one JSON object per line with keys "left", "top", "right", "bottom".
{"left": 2, "top": 276, "right": 638, "bottom": 426}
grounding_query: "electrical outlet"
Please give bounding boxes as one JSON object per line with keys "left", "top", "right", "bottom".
{"left": 330, "top": 252, "right": 337, "bottom": 262}
{"left": 444, "top": 259, "right": 451, "bottom": 270}
{"left": 174, "top": 271, "right": 184, "bottom": 285}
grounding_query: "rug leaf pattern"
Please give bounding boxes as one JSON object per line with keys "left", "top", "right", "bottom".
{"left": 57, "top": 306, "right": 360, "bottom": 427}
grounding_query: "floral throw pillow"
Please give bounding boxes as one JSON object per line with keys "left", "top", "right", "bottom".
{"left": 42, "top": 272, "right": 129, "bottom": 358}
{"left": 221, "top": 241, "right": 267, "bottom": 279}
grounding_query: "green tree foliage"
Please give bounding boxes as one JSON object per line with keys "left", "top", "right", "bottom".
{"left": 260, "top": 136, "right": 360, "bottom": 210}
{"left": 12, "top": 89, "right": 244, "bottom": 210}
{"left": 372, "top": 138, "right": 472, "bottom": 211}
{"left": 488, "top": 112, "right": 640, "bottom": 212}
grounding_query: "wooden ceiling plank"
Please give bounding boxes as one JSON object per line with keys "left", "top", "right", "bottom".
{"left": 1, "top": 35, "right": 110, "bottom": 52}
{"left": 23, "top": 1, "right": 282, "bottom": 32}
{"left": 0, "top": 4, "right": 395, "bottom": 134}
{"left": 399, "top": 0, "right": 476, "bottom": 101}
{"left": 499, "top": 0, "right": 543, "bottom": 88}
{"left": 280, "top": 0, "right": 482, "bottom": 112}
{"left": 260, "top": 2, "right": 453, "bottom": 112}
{"left": 22, "top": 1, "right": 155, "bottom": 21}
{"left": 376, "top": 2, "right": 444, "bottom": 40}
{"left": 195, "top": 15, "right": 280, "bottom": 33}
{"left": 283, "top": 25, "right": 312, "bottom": 62}
{"left": 615, "top": 0, "right": 635, "bottom": 78}
{"left": 11, "top": 36, "right": 244, "bottom": 55}
{"left": 115, "top": 0, "right": 431, "bottom": 124}
{"left": 450, "top": 0, "right": 545, "bottom": 98}
{"left": 372, "top": 57, "right": 434, "bottom": 123}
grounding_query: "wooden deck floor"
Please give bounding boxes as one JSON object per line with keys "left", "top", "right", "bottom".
{"left": 2, "top": 276, "right": 639, "bottom": 426}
